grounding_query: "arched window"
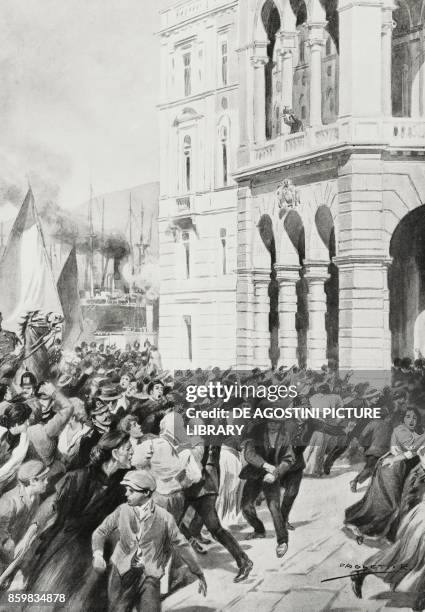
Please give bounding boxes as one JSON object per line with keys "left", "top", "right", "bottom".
{"left": 183, "top": 52, "right": 191, "bottom": 97}
{"left": 220, "top": 228, "right": 227, "bottom": 275}
{"left": 261, "top": 1, "right": 281, "bottom": 140}
{"left": 183, "top": 135, "right": 192, "bottom": 192}
{"left": 221, "top": 41, "right": 228, "bottom": 86}
{"left": 183, "top": 315, "right": 192, "bottom": 361}
{"left": 182, "top": 230, "right": 190, "bottom": 278}
{"left": 217, "top": 121, "right": 230, "bottom": 187}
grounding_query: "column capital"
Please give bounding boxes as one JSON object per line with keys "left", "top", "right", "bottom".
{"left": 303, "top": 261, "right": 330, "bottom": 281}
{"left": 250, "top": 55, "right": 268, "bottom": 68}
{"left": 274, "top": 264, "right": 300, "bottom": 281}
{"left": 381, "top": 19, "right": 396, "bottom": 34}
{"left": 252, "top": 269, "right": 271, "bottom": 284}
{"left": 306, "top": 20, "right": 327, "bottom": 40}
{"left": 277, "top": 30, "right": 297, "bottom": 51}
{"left": 338, "top": 0, "right": 383, "bottom": 13}
{"left": 333, "top": 255, "right": 393, "bottom": 268}
{"left": 277, "top": 48, "right": 294, "bottom": 59}
{"left": 306, "top": 37, "right": 326, "bottom": 49}
{"left": 237, "top": 267, "right": 253, "bottom": 278}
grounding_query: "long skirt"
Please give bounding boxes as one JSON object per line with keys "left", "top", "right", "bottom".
{"left": 304, "top": 432, "right": 330, "bottom": 476}
{"left": 364, "top": 502, "right": 425, "bottom": 598}
{"left": 345, "top": 456, "right": 418, "bottom": 540}
{"left": 217, "top": 447, "right": 243, "bottom": 527}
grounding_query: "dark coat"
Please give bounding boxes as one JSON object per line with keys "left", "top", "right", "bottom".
{"left": 68, "top": 427, "right": 104, "bottom": 469}
{"left": 358, "top": 420, "right": 392, "bottom": 458}
{"left": 184, "top": 446, "right": 219, "bottom": 500}
{"left": 26, "top": 465, "right": 127, "bottom": 610}
{"left": 240, "top": 423, "right": 295, "bottom": 481}
{"left": 284, "top": 418, "right": 347, "bottom": 474}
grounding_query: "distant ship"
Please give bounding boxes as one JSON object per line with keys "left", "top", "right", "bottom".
{"left": 80, "top": 189, "right": 159, "bottom": 349}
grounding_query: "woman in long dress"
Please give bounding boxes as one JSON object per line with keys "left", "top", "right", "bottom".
{"left": 351, "top": 493, "right": 425, "bottom": 610}
{"left": 344, "top": 407, "right": 421, "bottom": 541}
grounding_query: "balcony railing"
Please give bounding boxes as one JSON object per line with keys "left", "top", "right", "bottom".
{"left": 241, "top": 117, "right": 425, "bottom": 174}
{"left": 176, "top": 195, "right": 191, "bottom": 211}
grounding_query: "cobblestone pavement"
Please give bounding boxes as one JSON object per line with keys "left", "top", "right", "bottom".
{"left": 163, "top": 465, "right": 415, "bottom": 612}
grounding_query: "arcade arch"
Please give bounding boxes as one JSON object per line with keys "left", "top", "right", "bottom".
{"left": 253, "top": 195, "right": 338, "bottom": 369}
{"left": 389, "top": 206, "right": 425, "bottom": 360}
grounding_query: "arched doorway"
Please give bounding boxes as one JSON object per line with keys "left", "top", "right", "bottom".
{"left": 390, "top": 206, "right": 425, "bottom": 359}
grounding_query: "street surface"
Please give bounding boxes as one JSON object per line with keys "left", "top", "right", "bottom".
{"left": 163, "top": 463, "right": 414, "bottom": 612}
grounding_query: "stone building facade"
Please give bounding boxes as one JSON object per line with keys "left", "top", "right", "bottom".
{"left": 159, "top": 0, "right": 425, "bottom": 372}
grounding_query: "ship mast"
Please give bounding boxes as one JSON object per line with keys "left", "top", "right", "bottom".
{"left": 136, "top": 200, "right": 144, "bottom": 272}
{"left": 129, "top": 192, "right": 134, "bottom": 278}
{"left": 88, "top": 184, "right": 95, "bottom": 298}
{"left": 0, "top": 222, "right": 4, "bottom": 259}
{"left": 101, "top": 198, "right": 105, "bottom": 291}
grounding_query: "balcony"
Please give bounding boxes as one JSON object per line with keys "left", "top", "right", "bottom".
{"left": 172, "top": 194, "right": 198, "bottom": 232}
{"left": 176, "top": 195, "right": 191, "bottom": 211}
{"left": 236, "top": 117, "right": 425, "bottom": 177}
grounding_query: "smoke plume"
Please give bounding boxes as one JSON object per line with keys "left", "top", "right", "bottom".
{"left": 40, "top": 200, "right": 130, "bottom": 259}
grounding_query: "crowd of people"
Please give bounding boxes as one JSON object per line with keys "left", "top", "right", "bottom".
{"left": 1, "top": 328, "right": 425, "bottom": 610}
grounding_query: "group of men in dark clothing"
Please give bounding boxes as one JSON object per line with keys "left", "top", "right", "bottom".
{"left": 0, "top": 333, "right": 424, "bottom": 610}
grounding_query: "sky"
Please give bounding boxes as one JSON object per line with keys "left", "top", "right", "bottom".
{"left": 0, "top": 0, "right": 160, "bottom": 217}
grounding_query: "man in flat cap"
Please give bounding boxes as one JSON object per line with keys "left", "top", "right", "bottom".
{"left": 92, "top": 470, "right": 207, "bottom": 611}
{"left": 0, "top": 460, "right": 49, "bottom": 578}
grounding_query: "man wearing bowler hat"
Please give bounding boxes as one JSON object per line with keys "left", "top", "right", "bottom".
{"left": 240, "top": 404, "right": 295, "bottom": 558}
{"left": 92, "top": 470, "right": 207, "bottom": 612}
{"left": 70, "top": 396, "right": 113, "bottom": 468}
{"left": 98, "top": 384, "right": 126, "bottom": 421}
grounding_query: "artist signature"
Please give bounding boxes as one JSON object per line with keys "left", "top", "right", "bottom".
{"left": 321, "top": 563, "right": 409, "bottom": 584}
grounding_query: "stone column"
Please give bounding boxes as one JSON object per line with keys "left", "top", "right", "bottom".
{"left": 304, "top": 262, "right": 329, "bottom": 369}
{"left": 275, "top": 264, "right": 300, "bottom": 367}
{"left": 251, "top": 55, "right": 268, "bottom": 143}
{"left": 307, "top": 23, "right": 326, "bottom": 126}
{"left": 252, "top": 270, "right": 271, "bottom": 369}
{"left": 278, "top": 31, "right": 297, "bottom": 111}
{"left": 335, "top": 255, "right": 392, "bottom": 375}
{"left": 237, "top": 47, "right": 254, "bottom": 166}
{"left": 236, "top": 182, "right": 255, "bottom": 369}
{"left": 381, "top": 18, "right": 395, "bottom": 116}
{"left": 338, "top": 0, "right": 382, "bottom": 117}
{"left": 281, "top": 50, "right": 294, "bottom": 111}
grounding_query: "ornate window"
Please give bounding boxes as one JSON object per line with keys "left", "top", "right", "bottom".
{"left": 261, "top": 0, "right": 281, "bottom": 140}
{"left": 183, "top": 135, "right": 192, "bottom": 192}
{"left": 220, "top": 125, "right": 228, "bottom": 186}
{"left": 221, "top": 41, "right": 228, "bottom": 86}
{"left": 220, "top": 228, "right": 227, "bottom": 275}
{"left": 183, "top": 52, "right": 191, "bottom": 97}
{"left": 182, "top": 230, "right": 190, "bottom": 278}
{"left": 183, "top": 315, "right": 192, "bottom": 361}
